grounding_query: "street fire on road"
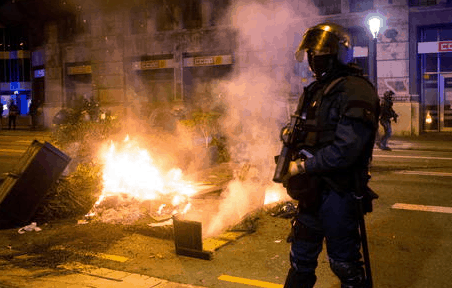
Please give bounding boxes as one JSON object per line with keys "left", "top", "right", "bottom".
{"left": 89, "top": 135, "right": 196, "bottom": 222}
{"left": 85, "top": 134, "right": 289, "bottom": 236}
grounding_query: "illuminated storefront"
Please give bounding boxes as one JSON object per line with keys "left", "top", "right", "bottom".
{"left": 182, "top": 54, "right": 233, "bottom": 104}
{"left": 418, "top": 26, "right": 452, "bottom": 132}
{"left": 65, "top": 62, "right": 93, "bottom": 107}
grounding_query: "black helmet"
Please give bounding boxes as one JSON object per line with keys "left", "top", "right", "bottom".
{"left": 295, "top": 22, "right": 353, "bottom": 65}
{"left": 384, "top": 90, "right": 394, "bottom": 100}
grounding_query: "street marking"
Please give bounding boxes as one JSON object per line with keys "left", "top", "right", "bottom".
{"left": 392, "top": 203, "right": 452, "bottom": 214}
{"left": 395, "top": 170, "right": 452, "bottom": 177}
{"left": 373, "top": 154, "right": 452, "bottom": 160}
{"left": 51, "top": 245, "right": 129, "bottom": 262}
{"left": 0, "top": 149, "right": 26, "bottom": 153}
{"left": 218, "top": 275, "right": 283, "bottom": 288}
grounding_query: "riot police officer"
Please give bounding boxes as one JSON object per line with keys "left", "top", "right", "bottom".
{"left": 378, "top": 90, "right": 398, "bottom": 151}
{"left": 279, "top": 23, "right": 380, "bottom": 288}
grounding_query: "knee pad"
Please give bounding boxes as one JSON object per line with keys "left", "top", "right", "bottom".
{"left": 329, "top": 258, "right": 365, "bottom": 287}
{"left": 284, "top": 268, "right": 316, "bottom": 288}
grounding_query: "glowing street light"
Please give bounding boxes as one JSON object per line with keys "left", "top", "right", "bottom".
{"left": 368, "top": 16, "right": 382, "bottom": 39}
{"left": 366, "top": 15, "right": 383, "bottom": 90}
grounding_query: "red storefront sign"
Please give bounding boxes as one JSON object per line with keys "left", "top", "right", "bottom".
{"left": 438, "top": 41, "right": 452, "bottom": 52}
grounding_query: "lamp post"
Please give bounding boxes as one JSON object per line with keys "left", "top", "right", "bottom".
{"left": 368, "top": 16, "right": 381, "bottom": 91}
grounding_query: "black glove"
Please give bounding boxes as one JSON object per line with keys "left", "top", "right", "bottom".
{"left": 282, "top": 159, "right": 306, "bottom": 187}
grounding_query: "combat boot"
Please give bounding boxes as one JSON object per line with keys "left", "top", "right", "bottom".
{"left": 283, "top": 268, "right": 316, "bottom": 288}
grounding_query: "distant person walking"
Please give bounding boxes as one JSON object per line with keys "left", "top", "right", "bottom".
{"left": 378, "top": 90, "right": 398, "bottom": 151}
{"left": 8, "top": 100, "right": 19, "bottom": 130}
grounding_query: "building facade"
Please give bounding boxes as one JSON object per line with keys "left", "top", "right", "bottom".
{"left": 28, "top": 0, "right": 452, "bottom": 134}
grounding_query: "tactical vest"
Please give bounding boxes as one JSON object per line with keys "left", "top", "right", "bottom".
{"left": 294, "top": 74, "right": 378, "bottom": 150}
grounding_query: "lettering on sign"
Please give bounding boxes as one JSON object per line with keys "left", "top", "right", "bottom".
{"left": 194, "top": 57, "right": 214, "bottom": 66}
{"left": 67, "top": 66, "right": 92, "bottom": 75}
{"left": 185, "top": 55, "right": 232, "bottom": 67}
{"left": 133, "top": 60, "right": 170, "bottom": 70}
{"left": 439, "top": 41, "right": 452, "bottom": 52}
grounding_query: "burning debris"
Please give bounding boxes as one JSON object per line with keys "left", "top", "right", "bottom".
{"left": 84, "top": 135, "right": 198, "bottom": 225}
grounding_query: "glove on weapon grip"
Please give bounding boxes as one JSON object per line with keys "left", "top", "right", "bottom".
{"left": 273, "top": 115, "right": 303, "bottom": 183}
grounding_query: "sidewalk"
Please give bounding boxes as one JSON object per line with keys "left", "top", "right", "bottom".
{"left": 0, "top": 115, "right": 36, "bottom": 131}
{"left": 0, "top": 258, "right": 206, "bottom": 288}
{"left": 388, "top": 133, "right": 452, "bottom": 152}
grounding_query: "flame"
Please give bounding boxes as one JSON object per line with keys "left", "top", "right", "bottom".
{"left": 264, "top": 182, "right": 291, "bottom": 205}
{"left": 426, "top": 112, "right": 432, "bottom": 124}
{"left": 95, "top": 135, "right": 196, "bottom": 213}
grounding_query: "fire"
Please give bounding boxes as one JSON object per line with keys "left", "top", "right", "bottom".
{"left": 90, "top": 135, "right": 289, "bottom": 228}
{"left": 94, "top": 135, "right": 196, "bottom": 214}
{"left": 264, "top": 182, "right": 291, "bottom": 205}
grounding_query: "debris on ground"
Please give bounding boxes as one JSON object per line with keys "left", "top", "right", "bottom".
{"left": 269, "top": 201, "right": 297, "bottom": 219}
{"left": 18, "top": 222, "right": 42, "bottom": 234}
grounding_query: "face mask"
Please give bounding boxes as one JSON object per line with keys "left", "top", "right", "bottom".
{"left": 308, "top": 53, "right": 335, "bottom": 78}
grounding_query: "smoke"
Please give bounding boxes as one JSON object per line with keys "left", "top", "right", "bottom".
{"left": 57, "top": 0, "right": 320, "bottom": 235}
{"left": 203, "top": 0, "right": 318, "bottom": 237}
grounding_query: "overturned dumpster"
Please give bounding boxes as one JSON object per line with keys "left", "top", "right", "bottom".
{"left": 0, "top": 140, "right": 71, "bottom": 227}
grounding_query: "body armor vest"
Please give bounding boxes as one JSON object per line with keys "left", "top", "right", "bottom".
{"left": 291, "top": 70, "right": 379, "bottom": 192}
{"left": 294, "top": 76, "right": 346, "bottom": 150}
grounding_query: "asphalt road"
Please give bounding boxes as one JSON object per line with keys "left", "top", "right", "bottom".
{"left": 0, "top": 130, "right": 452, "bottom": 288}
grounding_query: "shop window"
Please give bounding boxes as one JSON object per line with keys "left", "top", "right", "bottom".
{"left": 409, "top": 0, "right": 437, "bottom": 6}
{"left": 440, "top": 53, "right": 452, "bottom": 72}
{"left": 421, "top": 27, "right": 438, "bottom": 42}
{"left": 425, "top": 53, "right": 438, "bottom": 72}
{"left": 10, "top": 59, "right": 19, "bottom": 82}
{"left": 349, "top": 0, "right": 373, "bottom": 12}
{"left": 313, "top": 0, "right": 341, "bottom": 15}
{"left": 131, "top": 7, "right": 147, "bottom": 34}
{"left": 440, "top": 27, "right": 452, "bottom": 41}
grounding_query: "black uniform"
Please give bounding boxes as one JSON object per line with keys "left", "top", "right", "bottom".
{"left": 284, "top": 64, "right": 380, "bottom": 288}
{"left": 378, "top": 93, "right": 398, "bottom": 150}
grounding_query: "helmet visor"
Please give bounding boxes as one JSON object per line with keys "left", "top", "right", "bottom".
{"left": 295, "top": 29, "right": 338, "bottom": 62}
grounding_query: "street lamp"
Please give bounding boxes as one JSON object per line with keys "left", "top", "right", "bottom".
{"left": 367, "top": 16, "right": 382, "bottom": 91}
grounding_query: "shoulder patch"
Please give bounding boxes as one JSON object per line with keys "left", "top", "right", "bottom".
{"left": 340, "top": 76, "right": 380, "bottom": 127}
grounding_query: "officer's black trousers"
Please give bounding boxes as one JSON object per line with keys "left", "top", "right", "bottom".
{"left": 284, "top": 189, "right": 364, "bottom": 288}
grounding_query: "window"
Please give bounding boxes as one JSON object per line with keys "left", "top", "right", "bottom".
{"left": 182, "top": 0, "right": 202, "bottom": 29}
{"left": 421, "top": 27, "right": 438, "bottom": 42}
{"left": 348, "top": 26, "right": 369, "bottom": 47}
{"left": 131, "top": 7, "right": 147, "bottom": 34}
{"left": 440, "top": 53, "right": 452, "bottom": 72}
{"left": 348, "top": 26, "right": 369, "bottom": 77}
{"left": 349, "top": 0, "right": 373, "bottom": 12}
{"left": 425, "top": 53, "right": 438, "bottom": 72}
{"left": 354, "top": 58, "right": 369, "bottom": 77}
{"left": 409, "top": 0, "right": 437, "bottom": 6}
{"left": 156, "top": 0, "right": 179, "bottom": 31}
{"left": 314, "top": 0, "right": 341, "bottom": 15}
{"left": 76, "top": 13, "right": 91, "bottom": 35}
{"left": 440, "top": 27, "right": 452, "bottom": 41}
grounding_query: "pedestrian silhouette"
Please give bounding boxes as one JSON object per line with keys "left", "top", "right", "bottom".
{"left": 378, "top": 91, "right": 398, "bottom": 151}
{"left": 8, "top": 100, "right": 19, "bottom": 130}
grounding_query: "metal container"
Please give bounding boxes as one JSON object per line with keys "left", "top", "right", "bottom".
{"left": 0, "top": 140, "right": 71, "bottom": 226}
